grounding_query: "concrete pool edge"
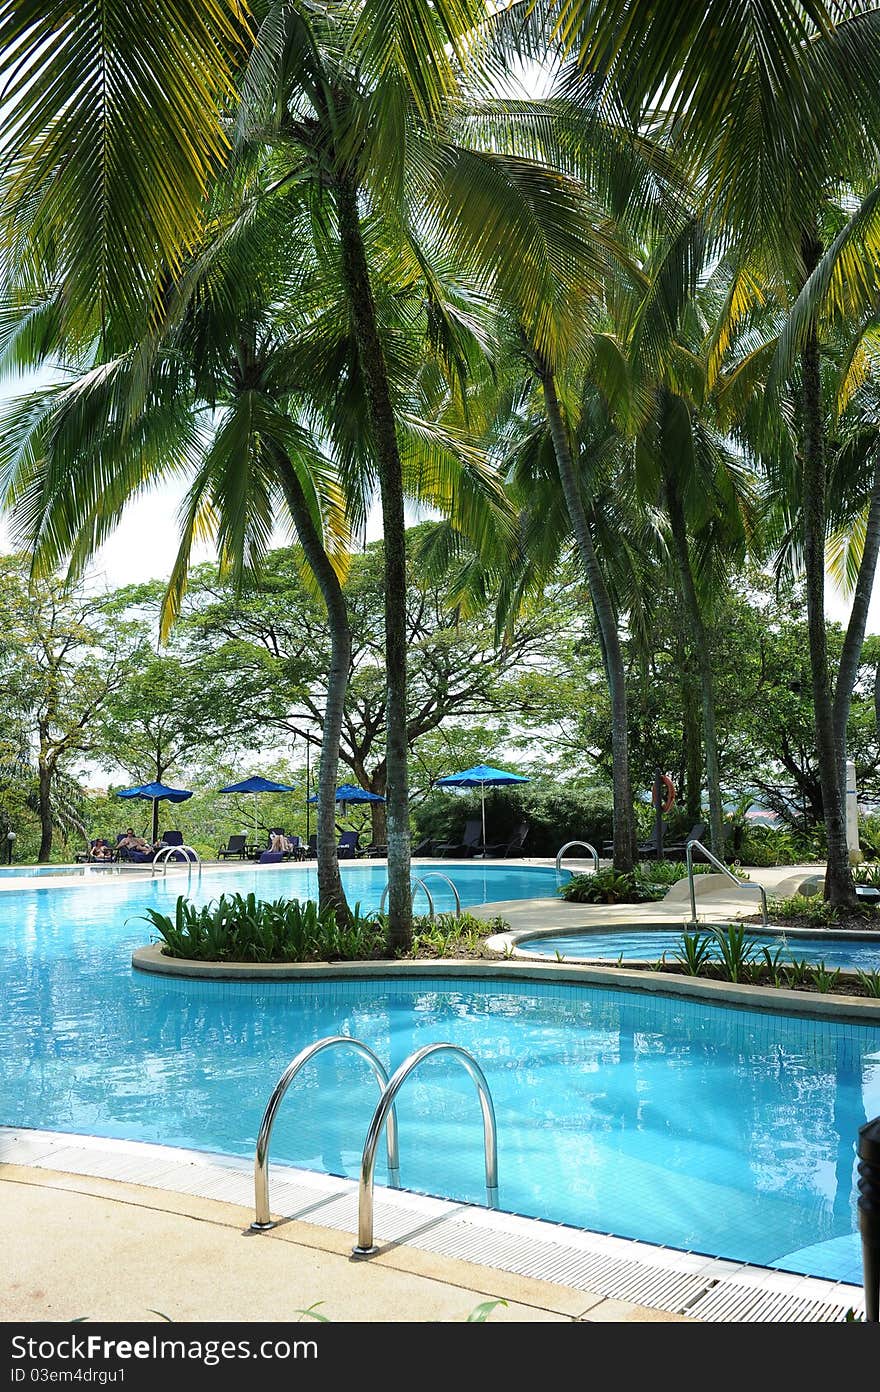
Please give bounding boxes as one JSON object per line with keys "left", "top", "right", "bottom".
{"left": 0, "top": 1127, "right": 864, "bottom": 1323}
{"left": 130, "top": 943, "right": 880, "bottom": 1022}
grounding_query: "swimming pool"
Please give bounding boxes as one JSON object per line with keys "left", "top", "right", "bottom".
{"left": 0, "top": 859, "right": 563, "bottom": 907}
{"left": 514, "top": 926, "right": 880, "bottom": 973}
{"left": 1, "top": 864, "right": 877, "bottom": 1284}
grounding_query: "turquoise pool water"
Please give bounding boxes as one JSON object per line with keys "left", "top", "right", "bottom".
{"left": 1, "top": 864, "right": 878, "bottom": 1283}
{"left": 515, "top": 927, "right": 880, "bottom": 972}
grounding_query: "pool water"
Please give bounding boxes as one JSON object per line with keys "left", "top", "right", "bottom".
{"left": 0, "top": 859, "right": 563, "bottom": 908}
{"left": 1, "top": 865, "right": 878, "bottom": 1282}
{"left": 515, "top": 927, "right": 880, "bottom": 973}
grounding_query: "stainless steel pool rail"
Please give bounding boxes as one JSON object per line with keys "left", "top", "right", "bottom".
{"left": 415, "top": 871, "right": 462, "bottom": 917}
{"left": 352, "top": 1043, "right": 499, "bottom": 1257}
{"left": 152, "top": 844, "right": 202, "bottom": 876}
{"left": 379, "top": 876, "right": 436, "bottom": 919}
{"left": 251, "top": 1037, "right": 400, "bottom": 1231}
{"left": 555, "top": 841, "right": 600, "bottom": 874}
{"left": 686, "top": 840, "right": 768, "bottom": 927}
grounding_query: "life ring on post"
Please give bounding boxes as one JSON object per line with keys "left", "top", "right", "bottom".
{"left": 651, "top": 774, "right": 676, "bottom": 815}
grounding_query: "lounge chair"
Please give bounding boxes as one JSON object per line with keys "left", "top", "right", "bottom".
{"left": 482, "top": 821, "right": 530, "bottom": 858}
{"left": 337, "top": 830, "right": 361, "bottom": 859}
{"left": 603, "top": 823, "right": 664, "bottom": 860}
{"left": 365, "top": 842, "right": 387, "bottom": 858}
{"left": 258, "top": 849, "right": 284, "bottom": 864}
{"left": 305, "top": 834, "right": 317, "bottom": 858}
{"left": 663, "top": 822, "right": 710, "bottom": 861}
{"left": 161, "top": 830, "right": 184, "bottom": 847}
{"left": 117, "top": 843, "right": 156, "bottom": 863}
{"left": 286, "top": 835, "right": 305, "bottom": 861}
{"left": 218, "top": 834, "right": 247, "bottom": 860}
{"left": 435, "top": 818, "right": 484, "bottom": 858}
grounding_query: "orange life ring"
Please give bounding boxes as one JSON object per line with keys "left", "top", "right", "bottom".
{"left": 651, "top": 774, "right": 676, "bottom": 815}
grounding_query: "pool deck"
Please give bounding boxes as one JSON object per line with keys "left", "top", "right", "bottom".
{"left": 1, "top": 857, "right": 870, "bottom": 1324}
{"left": 1, "top": 1129, "right": 865, "bottom": 1325}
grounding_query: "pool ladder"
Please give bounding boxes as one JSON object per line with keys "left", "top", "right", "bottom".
{"left": 250, "top": 1036, "right": 498, "bottom": 1256}
{"left": 378, "top": 872, "right": 462, "bottom": 920}
{"left": 152, "top": 844, "right": 202, "bottom": 876}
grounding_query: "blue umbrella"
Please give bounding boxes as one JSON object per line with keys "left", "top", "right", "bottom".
{"left": 307, "top": 783, "right": 385, "bottom": 806}
{"left": 436, "top": 763, "right": 529, "bottom": 849}
{"left": 219, "top": 775, "right": 296, "bottom": 840}
{"left": 116, "top": 780, "right": 194, "bottom": 842}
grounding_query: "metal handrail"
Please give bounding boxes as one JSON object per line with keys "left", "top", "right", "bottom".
{"left": 352, "top": 1043, "right": 498, "bottom": 1257}
{"left": 416, "top": 871, "right": 462, "bottom": 917}
{"left": 379, "top": 876, "right": 436, "bottom": 919}
{"left": 555, "top": 840, "right": 600, "bottom": 874}
{"left": 152, "top": 843, "right": 201, "bottom": 875}
{"left": 686, "top": 840, "right": 768, "bottom": 927}
{"left": 251, "top": 1037, "right": 400, "bottom": 1231}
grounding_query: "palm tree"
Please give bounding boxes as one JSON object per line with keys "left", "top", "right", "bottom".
{"left": 547, "top": 0, "right": 880, "bottom": 904}
{"left": 0, "top": 193, "right": 361, "bottom": 914}
{"left": 234, "top": 0, "right": 612, "bottom": 939}
{"left": 0, "top": 2, "right": 248, "bottom": 343}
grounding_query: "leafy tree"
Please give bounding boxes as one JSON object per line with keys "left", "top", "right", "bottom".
{"left": 0, "top": 556, "right": 137, "bottom": 859}
{"left": 180, "top": 535, "right": 574, "bottom": 842}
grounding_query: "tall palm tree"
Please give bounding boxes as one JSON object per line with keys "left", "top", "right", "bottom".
{"left": 548, "top": 0, "right": 880, "bottom": 904}
{"left": 234, "top": 0, "right": 612, "bottom": 938}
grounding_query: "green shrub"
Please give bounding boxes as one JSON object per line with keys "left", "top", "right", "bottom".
{"left": 855, "top": 968, "right": 880, "bottom": 998}
{"left": 143, "top": 893, "right": 386, "bottom": 962}
{"left": 559, "top": 867, "right": 664, "bottom": 904}
{"left": 769, "top": 892, "right": 841, "bottom": 927}
{"left": 736, "top": 826, "right": 811, "bottom": 866}
{"left": 810, "top": 961, "right": 841, "bottom": 993}
{"left": 143, "top": 897, "right": 502, "bottom": 963}
{"left": 858, "top": 814, "right": 880, "bottom": 862}
{"left": 673, "top": 931, "right": 714, "bottom": 975}
{"left": 710, "top": 923, "right": 758, "bottom": 983}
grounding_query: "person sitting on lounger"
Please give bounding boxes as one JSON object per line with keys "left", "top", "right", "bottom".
{"left": 269, "top": 831, "right": 288, "bottom": 855}
{"left": 118, "top": 829, "right": 156, "bottom": 854}
{"left": 90, "top": 838, "right": 113, "bottom": 861}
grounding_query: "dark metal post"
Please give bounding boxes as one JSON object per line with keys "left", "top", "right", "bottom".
{"left": 858, "top": 1115, "right": 880, "bottom": 1321}
{"left": 654, "top": 768, "right": 664, "bottom": 862}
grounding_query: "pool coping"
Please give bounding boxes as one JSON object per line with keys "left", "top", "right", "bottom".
{"left": 0, "top": 1127, "right": 864, "bottom": 1324}
{"left": 130, "top": 943, "right": 880, "bottom": 1022}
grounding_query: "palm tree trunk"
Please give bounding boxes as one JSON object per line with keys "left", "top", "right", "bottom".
{"left": 37, "top": 755, "right": 52, "bottom": 862}
{"left": 336, "top": 178, "right": 412, "bottom": 947}
{"left": 800, "top": 229, "right": 856, "bottom": 905}
{"left": 277, "top": 454, "right": 352, "bottom": 925}
{"left": 681, "top": 643, "right": 703, "bottom": 822}
{"left": 540, "top": 366, "right": 635, "bottom": 870}
{"left": 666, "top": 481, "right": 725, "bottom": 855}
{"left": 832, "top": 453, "right": 880, "bottom": 812}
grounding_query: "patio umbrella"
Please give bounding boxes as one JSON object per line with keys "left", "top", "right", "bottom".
{"left": 116, "top": 780, "right": 194, "bottom": 843}
{"left": 219, "top": 775, "right": 296, "bottom": 842}
{"left": 435, "top": 764, "right": 530, "bottom": 850}
{"left": 306, "top": 783, "right": 386, "bottom": 806}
